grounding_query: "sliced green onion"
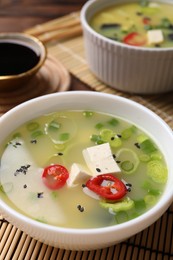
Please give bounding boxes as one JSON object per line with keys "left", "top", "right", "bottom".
{"left": 121, "top": 125, "right": 136, "bottom": 140}
{"left": 141, "top": 6, "right": 160, "bottom": 15}
{"left": 95, "top": 122, "right": 104, "bottom": 130}
{"left": 121, "top": 160, "right": 134, "bottom": 172}
{"left": 160, "top": 18, "right": 171, "bottom": 29}
{"left": 139, "top": 154, "right": 150, "bottom": 162}
{"left": 100, "top": 197, "right": 134, "bottom": 213}
{"left": 116, "top": 148, "right": 139, "bottom": 174}
{"left": 48, "top": 120, "right": 61, "bottom": 131}
{"left": 136, "top": 134, "right": 148, "bottom": 144}
{"left": 148, "top": 190, "right": 161, "bottom": 196}
{"left": 142, "top": 180, "right": 161, "bottom": 195}
{"left": 144, "top": 194, "right": 157, "bottom": 206}
{"left": 59, "top": 133, "right": 70, "bottom": 141}
{"left": 27, "top": 122, "right": 40, "bottom": 132}
{"left": 100, "top": 129, "right": 113, "bottom": 141}
{"left": 115, "top": 211, "right": 129, "bottom": 224}
{"left": 90, "top": 134, "right": 101, "bottom": 142}
{"left": 90, "top": 134, "right": 104, "bottom": 145}
{"left": 147, "top": 160, "right": 168, "bottom": 184}
{"left": 134, "top": 199, "right": 146, "bottom": 213}
{"left": 31, "top": 130, "right": 44, "bottom": 139}
{"left": 140, "top": 139, "right": 157, "bottom": 154}
{"left": 110, "top": 136, "right": 122, "bottom": 148}
{"left": 150, "top": 151, "right": 162, "bottom": 160}
{"left": 99, "top": 129, "right": 122, "bottom": 147}
{"left": 83, "top": 111, "right": 94, "bottom": 117}
{"left": 107, "top": 118, "right": 119, "bottom": 127}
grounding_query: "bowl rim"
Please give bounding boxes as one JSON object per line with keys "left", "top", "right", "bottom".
{"left": 0, "top": 32, "right": 47, "bottom": 80}
{"left": 80, "top": 0, "right": 173, "bottom": 52}
{"left": 0, "top": 91, "right": 173, "bottom": 236}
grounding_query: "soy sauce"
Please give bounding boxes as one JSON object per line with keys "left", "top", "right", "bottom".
{"left": 0, "top": 41, "right": 40, "bottom": 76}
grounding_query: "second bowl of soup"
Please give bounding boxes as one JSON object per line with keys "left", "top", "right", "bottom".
{"left": 81, "top": 0, "right": 173, "bottom": 94}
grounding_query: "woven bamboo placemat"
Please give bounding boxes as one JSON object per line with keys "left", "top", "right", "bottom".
{"left": 1, "top": 12, "right": 173, "bottom": 260}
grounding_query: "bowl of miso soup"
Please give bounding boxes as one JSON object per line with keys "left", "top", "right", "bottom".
{"left": 0, "top": 91, "right": 173, "bottom": 250}
{"left": 81, "top": 0, "right": 173, "bottom": 94}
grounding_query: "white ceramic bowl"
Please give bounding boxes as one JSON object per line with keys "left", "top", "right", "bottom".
{"left": 0, "top": 91, "right": 173, "bottom": 250}
{"left": 80, "top": 0, "right": 173, "bottom": 94}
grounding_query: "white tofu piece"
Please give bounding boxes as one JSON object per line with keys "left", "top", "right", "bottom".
{"left": 67, "top": 163, "right": 89, "bottom": 187}
{"left": 147, "top": 30, "right": 164, "bottom": 45}
{"left": 82, "top": 143, "right": 121, "bottom": 176}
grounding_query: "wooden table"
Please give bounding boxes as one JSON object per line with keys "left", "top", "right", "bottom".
{"left": 0, "top": 0, "right": 90, "bottom": 91}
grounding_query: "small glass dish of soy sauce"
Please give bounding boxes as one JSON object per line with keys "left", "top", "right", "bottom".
{"left": 0, "top": 33, "right": 46, "bottom": 92}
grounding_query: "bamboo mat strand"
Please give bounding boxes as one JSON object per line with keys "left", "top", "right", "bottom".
{"left": 1, "top": 12, "right": 173, "bottom": 260}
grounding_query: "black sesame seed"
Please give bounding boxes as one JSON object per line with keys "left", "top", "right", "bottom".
{"left": 23, "top": 184, "right": 27, "bottom": 189}
{"left": 116, "top": 160, "right": 121, "bottom": 164}
{"left": 58, "top": 152, "right": 63, "bottom": 156}
{"left": 117, "top": 134, "right": 122, "bottom": 138}
{"left": 30, "top": 139, "right": 37, "bottom": 144}
{"left": 80, "top": 207, "right": 84, "bottom": 212}
{"left": 82, "top": 184, "right": 86, "bottom": 188}
{"left": 136, "top": 11, "right": 143, "bottom": 16}
{"left": 14, "top": 164, "right": 31, "bottom": 176}
{"left": 111, "top": 137, "right": 115, "bottom": 140}
{"left": 112, "top": 154, "right": 116, "bottom": 159}
{"left": 37, "top": 192, "right": 44, "bottom": 198}
{"left": 126, "top": 183, "right": 132, "bottom": 187}
{"left": 96, "top": 168, "right": 101, "bottom": 172}
{"left": 134, "top": 143, "right": 140, "bottom": 149}
{"left": 15, "top": 142, "right": 22, "bottom": 146}
{"left": 77, "top": 204, "right": 85, "bottom": 212}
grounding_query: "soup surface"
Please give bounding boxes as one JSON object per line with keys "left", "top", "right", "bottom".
{"left": 0, "top": 110, "right": 167, "bottom": 228}
{"left": 90, "top": 1, "right": 173, "bottom": 48}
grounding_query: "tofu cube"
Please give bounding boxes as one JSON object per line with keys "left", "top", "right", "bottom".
{"left": 67, "top": 163, "right": 89, "bottom": 187}
{"left": 147, "top": 30, "right": 164, "bottom": 45}
{"left": 82, "top": 143, "right": 121, "bottom": 176}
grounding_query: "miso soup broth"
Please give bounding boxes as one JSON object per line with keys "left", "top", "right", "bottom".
{"left": 90, "top": 1, "right": 173, "bottom": 48}
{"left": 0, "top": 110, "right": 167, "bottom": 229}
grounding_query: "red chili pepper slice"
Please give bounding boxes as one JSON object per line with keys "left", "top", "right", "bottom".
{"left": 86, "top": 174, "right": 127, "bottom": 201}
{"left": 123, "top": 32, "right": 146, "bottom": 46}
{"left": 42, "top": 164, "right": 69, "bottom": 190}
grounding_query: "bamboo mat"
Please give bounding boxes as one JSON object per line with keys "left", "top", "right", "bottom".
{"left": 1, "top": 12, "right": 173, "bottom": 260}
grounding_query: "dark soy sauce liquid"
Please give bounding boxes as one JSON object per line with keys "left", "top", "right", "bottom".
{"left": 0, "top": 42, "right": 40, "bottom": 76}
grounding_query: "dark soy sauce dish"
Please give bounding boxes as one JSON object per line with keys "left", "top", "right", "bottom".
{"left": 0, "top": 33, "right": 46, "bottom": 92}
{"left": 0, "top": 42, "right": 40, "bottom": 76}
